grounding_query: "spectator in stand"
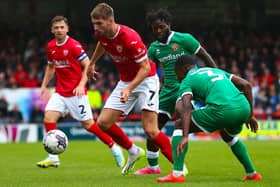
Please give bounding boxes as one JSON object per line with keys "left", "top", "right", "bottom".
{"left": 257, "top": 67, "right": 275, "bottom": 89}
{"left": 0, "top": 96, "right": 8, "bottom": 119}
{"left": 275, "top": 70, "right": 280, "bottom": 99}
{"left": 267, "top": 85, "right": 279, "bottom": 113}
{"left": 87, "top": 83, "right": 102, "bottom": 119}
{"left": 254, "top": 88, "right": 268, "bottom": 111}
{"left": 5, "top": 66, "right": 17, "bottom": 88}
{"left": 13, "top": 63, "right": 28, "bottom": 87}
{"left": 7, "top": 104, "right": 23, "bottom": 123}
{"left": 0, "top": 72, "right": 7, "bottom": 88}
{"left": 30, "top": 103, "right": 44, "bottom": 123}
{"left": 22, "top": 70, "right": 40, "bottom": 88}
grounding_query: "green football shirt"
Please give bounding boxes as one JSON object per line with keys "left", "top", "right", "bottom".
{"left": 148, "top": 31, "right": 200, "bottom": 87}
{"left": 178, "top": 67, "right": 246, "bottom": 108}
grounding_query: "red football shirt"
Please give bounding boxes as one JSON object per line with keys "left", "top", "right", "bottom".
{"left": 46, "top": 36, "right": 88, "bottom": 97}
{"left": 95, "top": 24, "right": 156, "bottom": 82}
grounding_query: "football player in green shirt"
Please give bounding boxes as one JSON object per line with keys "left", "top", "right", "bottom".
{"left": 157, "top": 55, "right": 262, "bottom": 182}
{"left": 134, "top": 8, "right": 217, "bottom": 175}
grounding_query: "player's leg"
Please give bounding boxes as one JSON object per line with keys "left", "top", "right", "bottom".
{"left": 70, "top": 95, "right": 125, "bottom": 167}
{"left": 157, "top": 100, "right": 203, "bottom": 182}
{"left": 37, "top": 93, "right": 64, "bottom": 168}
{"left": 220, "top": 129, "right": 262, "bottom": 181}
{"left": 134, "top": 113, "right": 169, "bottom": 175}
{"left": 37, "top": 110, "right": 61, "bottom": 168}
{"left": 80, "top": 118, "right": 125, "bottom": 168}
{"left": 97, "top": 108, "right": 144, "bottom": 174}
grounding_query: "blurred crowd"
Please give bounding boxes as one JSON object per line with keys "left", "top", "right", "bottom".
{"left": 0, "top": 24, "right": 280, "bottom": 123}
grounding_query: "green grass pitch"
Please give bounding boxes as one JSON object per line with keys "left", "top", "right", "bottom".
{"left": 0, "top": 140, "right": 279, "bottom": 187}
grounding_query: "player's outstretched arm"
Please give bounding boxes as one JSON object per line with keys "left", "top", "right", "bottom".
{"left": 197, "top": 47, "right": 218, "bottom": 68}
{"left": 40, "top": 64, "right": 55, "bottom": 98}
{"left": 231, "top": 75, "right": 259, "bottom": 133}
{"left": 73, "top": 57, "right": 90, "bottom": 97}
{"left": 88, "top": 42, "right": 105, "bottom": 80}
{"left": 176, "top": 95, "right": 192, "bottom": 155}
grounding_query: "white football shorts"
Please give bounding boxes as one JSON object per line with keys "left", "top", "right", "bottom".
{"left": 45, "top": 93, "right": 93, "bottom": 121}
{"left": 104, "top": 74, "right": 159, "bottom": 115}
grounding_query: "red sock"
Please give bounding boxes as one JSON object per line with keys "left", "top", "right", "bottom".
{"left": 105, "top": 124, "right": 132, "bottom": 150}
{"left": 153, "top": 131, "right": 173, "bottom": 163}
{"left": 45, "top": 122, "right": 57, "bottom": 132}
{"left": 87, "top": 123, "right": 114, "bottom": 147}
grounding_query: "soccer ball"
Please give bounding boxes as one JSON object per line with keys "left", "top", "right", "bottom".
{"left": 43, "top": 129, "right": 68, "bottom": 154}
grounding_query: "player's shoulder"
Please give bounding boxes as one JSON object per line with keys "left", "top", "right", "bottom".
{"left": 47, "top": 39, "right": 56, "bottom": 49}
{"left": 119, "top": 24, "right": 141, "bottom": 41}
{"left": 173, "top": 31, "right": 194, "bottom": 39}
{"left": 149, "top": 40, "right": 160, "bottom": 48}
{"left": 67, "top": 37, "right": 82, "bottom": 46}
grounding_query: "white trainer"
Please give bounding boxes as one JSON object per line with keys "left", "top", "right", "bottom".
{"left": 111, "top": 145, "right": 125, "bottom": 167}
{"left": 121, "top": 147, "right": 145, "bottom": 175}
{"left": 37, "top": 155, "right": 60, "bottom": 168}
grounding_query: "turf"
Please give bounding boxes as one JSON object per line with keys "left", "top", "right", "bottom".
{"left": 0, "top": 140, "right": 279, "bottom": 187}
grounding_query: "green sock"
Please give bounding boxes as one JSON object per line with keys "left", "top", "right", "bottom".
{"left": 230, "top": 138, "right": 255, "bottom": 173}
{"left": 147, "top": 158, "right": 158, "bottom": 167}
{"left": 172, "top": 130, "right": 188, "bottom": 171}
{"left": 147, "top": 150, "right": 159, "bottom": 167}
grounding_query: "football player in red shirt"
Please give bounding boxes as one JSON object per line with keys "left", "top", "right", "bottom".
{"left": 88, "top": 3, "right": 173, "bottom": 175}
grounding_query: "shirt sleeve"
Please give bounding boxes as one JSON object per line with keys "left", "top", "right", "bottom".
{"left": 46, "top": 45, "right": 53, "bottom": 65}
{"left": 72, "top": 42, "right": 88, "bottom": 62}
{"left": 178, "top": 75, "right": 193, "bottom": 100}
{"left": 128, "top": 34, "right": 148, "bottom": 63}
{"left": 182, "top": 33, "right": 200, "bottom": 55}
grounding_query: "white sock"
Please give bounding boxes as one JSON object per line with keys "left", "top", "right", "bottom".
{"left": 246, "top": 171, "right": 256, "bottom": 176}
{"left": 149, "top": 165, "right": 159, "bottom": 170}
{"left": 173, "top": 170, "right": 184, "bottom": 177}
{"left": 48, "top": 154, "right": 59, "bottom": 160}
{"left": 128, "top": 144, "right": 139, "bottom": 155}
{"left": 110, "top": 144, "right": 119, "bottom": 153}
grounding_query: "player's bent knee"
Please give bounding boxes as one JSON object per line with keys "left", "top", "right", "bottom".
{"left": 81, "top": 119, "right": 94, "bottom": 129}
{"left": 220, "top": 129, "right": 234, "bottom": 143}
{"left": 143, "top": 127, "right": 159, "bottom": 139}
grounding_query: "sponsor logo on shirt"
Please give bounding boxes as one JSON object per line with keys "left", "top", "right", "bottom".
{"left": 158, "top": 51, "right": 185, "bottom": 63}
{"left": 110, "top": 55, "right": 128, "bottom": 63}
{"left": 53, "top": 60, "right": 71, "bottom": 68}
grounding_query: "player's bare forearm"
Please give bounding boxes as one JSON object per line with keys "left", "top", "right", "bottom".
{"left": 79, "top": 57, "right": 90, "bottom": 87}
{"left": 89, "top": 42, "right": 105, "bottom": 66}
{"left": 41, "top": 64, "right": 55, "bottom": 88}
{"left": 180, "top": 95, "right": 193, "bottom": 137}
{"left": 197, "top": 47, "right": 218, "bottom": 68}
{"left": 231, "top": 75, "right": 254, "bottom": 117}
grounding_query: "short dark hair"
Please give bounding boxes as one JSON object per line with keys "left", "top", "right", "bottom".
{"left": 175, "top": 55, "right": 195, "bottom": 69}
{"left": 51, "top": 15, "right": 68, "bottom": 26}
{"left": 146, "top": 8, "right": 172, "bottom": 28}
{"left": 90, "top": 3, "right": 114, "bottom": 20}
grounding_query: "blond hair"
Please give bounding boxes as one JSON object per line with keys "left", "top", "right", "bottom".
{"left": 90, "top": 3, "right": 114, "bottom": 20}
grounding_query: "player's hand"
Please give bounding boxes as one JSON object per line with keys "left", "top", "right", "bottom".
{"left": 73, "top": 85, "right": 85, "bottom": 97}
{"left": 39, "top": 87, "right": 47, "bottom": 99}
{"left": 245, "top": 116, "right": 259, "bottom": 133}
{"left": 87, "top": 64, "right": 99, "bottom": 81}
{"left": 120, "top": 87, "right": 131, "bottom": 103}
{"left": 176, "top": 136, "right": 188, "bottom": 156}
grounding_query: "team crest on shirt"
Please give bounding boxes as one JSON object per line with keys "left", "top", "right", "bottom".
{"left": 171, "top": 43, "right": 179, "bottom": 51}
{"left": 63, "top": 49, "right": 69, "bottom": 56}
{"left": 116, "top": 45, "right": 123, "bottom": 53}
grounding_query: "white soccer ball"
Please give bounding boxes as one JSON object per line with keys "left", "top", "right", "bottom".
{"left": 43, "top": 129, "right": 68, "bottom": 155}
